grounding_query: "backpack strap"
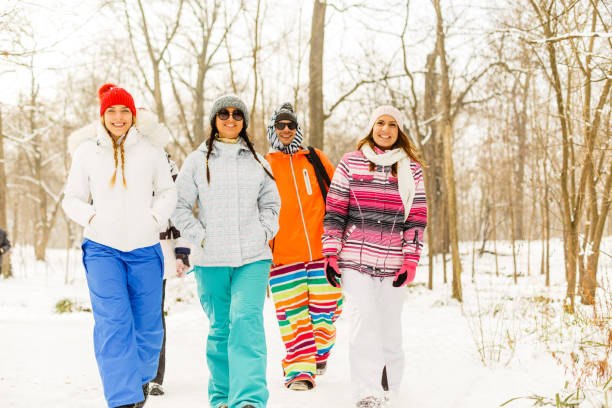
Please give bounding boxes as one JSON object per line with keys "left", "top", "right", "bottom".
{"left": 305, "top": 146, "right": 331, "bottom": 202}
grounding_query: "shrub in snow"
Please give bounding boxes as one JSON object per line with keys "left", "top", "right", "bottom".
{"left": 55, "top": 298, "right": 91, "bottom": 314}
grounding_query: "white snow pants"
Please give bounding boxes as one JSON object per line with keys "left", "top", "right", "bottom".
{"left": 342, "top": 269, "right": 406, "bottom": 402}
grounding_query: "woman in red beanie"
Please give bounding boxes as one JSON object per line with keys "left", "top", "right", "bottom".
{"left": 62, "top": 84, "right": 177, "bottom": 408}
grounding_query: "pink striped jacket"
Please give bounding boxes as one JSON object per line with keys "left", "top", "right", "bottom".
{"left": 322, "top": 149, "right": 427, "bottom": 277}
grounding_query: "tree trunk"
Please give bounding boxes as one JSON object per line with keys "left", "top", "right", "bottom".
{"left": 422, "top": 51, "right": 438, "bottom": 290}
{"left": 511, "top": 72, "right": 530, "bottom": 240}
{"left": 582, "top": 159, "right": 612, "bottom": 304}
{"left": 503, "top": 107, "right": 518, "bottom": 284}
{"left": 193, "top": 50, "right": 208, "bottom": 147}
{"left": 308, "top": 0, "right": 325, "bottom": 149}
{"left": 249, "top": 0, "right": 265, "bottom": 152}
{"left": 422, "top": 51, "right": 446, "bottom": 259}
{"left": 565, "top": 229, "right": 578, "bottom": 312}
{"left": 527, "top": 0, "right": 579, "bottom": 310}
{"left": 433, "top": 0, "right": 462, "bottom": 301}
{"left": 0, "top": 107, "right": 12, "bottom": 278}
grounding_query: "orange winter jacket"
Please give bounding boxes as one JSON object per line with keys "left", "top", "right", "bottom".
{"left": 265, "top": 148, "right": 335, "bottom": 266}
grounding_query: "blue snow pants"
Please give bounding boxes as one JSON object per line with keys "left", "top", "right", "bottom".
{"left": 194, "top": 259, "right": 271, "bottom": 408}
{"left": 82, "top": 239, "right": 164, "bottom": 408}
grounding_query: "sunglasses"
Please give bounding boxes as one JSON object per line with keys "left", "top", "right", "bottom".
{"left": 275, "top": 122, "right": 297, "bottom": 130}
{"left": 217, "top": 109, "right": 244, "bottom": 121}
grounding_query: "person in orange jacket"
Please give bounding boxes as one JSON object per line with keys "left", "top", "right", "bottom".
{"left": 265, "top": 102, "right": 343, "bottom": 391}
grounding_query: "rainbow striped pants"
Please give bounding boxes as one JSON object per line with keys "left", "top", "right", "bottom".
{"left": 269, "top": 259, "right": 343, "bottom": 387}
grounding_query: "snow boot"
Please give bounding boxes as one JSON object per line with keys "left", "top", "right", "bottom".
{"left": 149, "top": 382, "right": 164, "bottom": 396}
{"left": 288, "top": 379, "right": 313, "bottom": 391}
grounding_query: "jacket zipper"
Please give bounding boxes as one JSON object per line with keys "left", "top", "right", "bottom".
{"left": 289, "top": 155, "right": 313, "bottom": 261}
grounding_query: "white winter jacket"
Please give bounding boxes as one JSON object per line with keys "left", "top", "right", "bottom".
{"left": 62, "top": 111, "right": 177, "bottom": 252}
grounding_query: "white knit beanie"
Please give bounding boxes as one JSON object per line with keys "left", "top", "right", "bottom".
{"left": 366, "top": 105, "right": 404, "bottom": 134}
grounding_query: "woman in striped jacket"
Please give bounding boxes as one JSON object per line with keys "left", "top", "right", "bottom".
{"left": 322, "top": 105, "right": 427, "bottom": 407}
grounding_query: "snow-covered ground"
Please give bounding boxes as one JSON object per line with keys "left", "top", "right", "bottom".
{"left": 1, "top": 238, "right": 611, "bottom": 408}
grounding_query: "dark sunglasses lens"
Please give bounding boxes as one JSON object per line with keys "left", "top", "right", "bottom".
{"left": 275, "top": 122, "right": 297, "bottom": 130}
{"left": 217, "top": 110, "right": 230, "bottom": 120}
{"left": 233, "top": 110, "right": 244, "bottom": 121}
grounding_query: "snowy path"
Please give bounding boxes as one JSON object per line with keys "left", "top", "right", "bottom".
{"left": 0, "top": 263, "right": 566, "bottom": 408}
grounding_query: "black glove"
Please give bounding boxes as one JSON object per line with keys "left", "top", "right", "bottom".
{"left": 175, "top": 246, "right": 191, "bottom": 267}
{"left": 392, "top": 271, "right": 407, "bottom": 287}
{"left": 325, "top": 256, "right": 341, "bottom": 288}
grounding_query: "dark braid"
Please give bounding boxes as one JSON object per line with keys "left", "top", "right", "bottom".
{"left": 240, "top": 129, "right": 275, "bottom": 181}
{"left": 205, "top": 128, "right": 216, "bottom": 184}
{"left": 206, "top": 125, "right": 275, "bottom": 183}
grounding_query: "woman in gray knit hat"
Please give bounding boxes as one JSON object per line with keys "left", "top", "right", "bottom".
{"left": 172, "top": 94, "right": 281, "bottom": 408}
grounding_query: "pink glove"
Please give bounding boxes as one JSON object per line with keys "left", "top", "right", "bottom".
{"left": 392, "top": 262, "right": 416, "bottom": 287}
{"left": 325, "top": 256, "right": 341, "bottom": 287}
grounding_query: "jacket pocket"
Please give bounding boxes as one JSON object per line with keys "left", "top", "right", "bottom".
{"left": 303, "top": 169, "right": 313, "bottom": 195}
{"left": 352, "top": 173, "right": 374, "bottom": 183}
{"left": 259, "top": 222, "right": 268, "bottom": 244}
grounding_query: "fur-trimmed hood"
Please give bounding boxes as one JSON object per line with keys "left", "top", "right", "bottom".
{"left": 68, "top": 109, "right": 170, "bottom": 155}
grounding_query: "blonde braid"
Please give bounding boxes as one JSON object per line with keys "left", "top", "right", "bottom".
{"left": 119, "top": 142, "right": 127, "bottom": 187}
{"left": 110, "top": 137, "right": 119, "bottom": 187}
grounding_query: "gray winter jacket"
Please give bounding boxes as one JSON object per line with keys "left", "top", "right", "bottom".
{"left": 171, "top": 139, "right": 280, "bottom": 267}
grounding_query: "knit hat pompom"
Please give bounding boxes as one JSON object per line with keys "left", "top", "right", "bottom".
{"left": 366, "top": 105, "right": 404, "bottom": 135}
{"left": 98, "top": 83, "right": 137, "bottom": 117}
{"left": 98, "top": 83, "right": 116, "bottom": 101}
{"left": 209, "top": 94, "right": 249, "bottom": 128}
{"left": 274, "top": 102, "right": 298, "bottom": 124}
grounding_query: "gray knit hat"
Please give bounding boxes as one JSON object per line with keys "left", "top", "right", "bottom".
{"left": 209, "top": 94, "right": 249, "bottom": 128}
{"left": 274, "top": 102, "right": 298, "bottom": 124}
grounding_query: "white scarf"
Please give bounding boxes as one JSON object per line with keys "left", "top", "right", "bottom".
{"left": 360, "top": 144, "right": 415, "bottom": 221}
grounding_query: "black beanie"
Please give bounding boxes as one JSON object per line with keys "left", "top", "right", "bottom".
{"left": 274, "top": 102, "right": 298, "bottom": 124}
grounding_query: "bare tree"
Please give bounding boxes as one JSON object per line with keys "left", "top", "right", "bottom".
{"left": 432, "top": 0, "right": 462, "bottom": 301}
{"left": 165, "top": 0, "right": 243, "bottom": 149}
{"left": 121, "top": 0, "right": 184, "bottom": 123}
{"left": 308, "top": 0, "right": 326, "bottom": 149}
{"left": 519, "top": 0, "right": 612, "bottom": 309}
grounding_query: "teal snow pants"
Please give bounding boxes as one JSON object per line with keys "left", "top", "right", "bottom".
{"left": 194, "top": 259, "right": 271, "bottom": 408}
{"left": 82, "top": 239, "right": 164, "bottom": 407}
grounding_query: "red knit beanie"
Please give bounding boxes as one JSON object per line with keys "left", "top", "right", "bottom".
{"left": 98, "top": 83, "right": 137, "bottom": 117}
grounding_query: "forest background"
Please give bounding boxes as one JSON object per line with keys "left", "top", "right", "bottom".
{"left": 0, "top": 0, "right": 611, "bottom": 312}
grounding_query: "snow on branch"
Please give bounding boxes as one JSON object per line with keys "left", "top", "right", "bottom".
{"left": 41, "top": 151, "right": 64, "bottom": 168}
{"left": 14, "top": 175, "right": 62, "bottom": 203}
